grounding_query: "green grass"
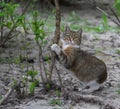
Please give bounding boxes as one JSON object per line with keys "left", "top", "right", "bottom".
{"left": 116, "top": 89, "right": 120, "bottom": 94}
{"left": 49, "top": 99, "right": 62, "bottom": 106}
{"left": 116, "top": 49, "right": 120, "bottom": 54}
{"left": 0, "top": 95, "right": 2, "bottom": 100}
{"left": 42, "top": 10, "right": 120, "bottom": 34}
{"left": 0, "top": 57, "right": 14, "bottom": 63}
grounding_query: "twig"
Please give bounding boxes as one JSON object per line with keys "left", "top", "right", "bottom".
{"left": 0, "top": 0, "right": 33, "bottom": 47}
{"left": 55, "top": 62, "right": 65, "bottom": 94}
{"left": 42, "top": 53, "right": 48, "bottom": 82}
{"left": 88, "top": 0, "right": 120, "bottom": 27}
{"left": 36, "top": 40, "right": 45, "bottom": 86}
{"left": 109, "top": 7, "right": 120, "bottom": 25}
{"left": 0, "top": 87, "right": 14, "bottom": 105}
{"left": 96, "top": 7, "right": 120, "bottom": 27}
{"left": 49, "top": 0, "right": 65, "bottom": 95}
{"left": 49, "top": 0, "right": 61, "bottom": 81}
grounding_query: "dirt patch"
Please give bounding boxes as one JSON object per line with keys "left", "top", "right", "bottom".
{"left": 0, "top": 1, "right": 120, "bottom": 109}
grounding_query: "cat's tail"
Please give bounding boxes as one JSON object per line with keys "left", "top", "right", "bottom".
{"left": 97, "top": 71, "right": 107, "bottom": 84}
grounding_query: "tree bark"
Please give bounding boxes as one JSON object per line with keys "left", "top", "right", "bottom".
{"left": 49, "top": 0, "right": 61, "bottom": 81}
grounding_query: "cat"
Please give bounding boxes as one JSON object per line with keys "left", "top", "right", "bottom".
{"left": 51, "top": 26, "right": 107, "bottom": 93}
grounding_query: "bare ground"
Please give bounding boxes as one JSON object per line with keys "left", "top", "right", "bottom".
{"left": 0, "top": 0, "right": 120, "bottom": 109}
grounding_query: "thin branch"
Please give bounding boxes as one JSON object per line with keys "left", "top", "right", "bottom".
{"left": 42, "top": 53, "right": 48, "bottom": 82}
{"left": 49, "top": 0, "right": 61, "bottom": 81}
{"left": 0, "top": 0, "right": 33, "bottom": 47}
{"left": 88, "top": 0, "right": 120, "bottom": 27}
{"left": 109, "top": 7, "right": 120, "bottom": 25}
{"left": 36, "top": 40, "right": 45, "bottom": 86}
{"left": 55, "top": 62, "right": 65, "bottom": 94}
{"left": 96, "top": 7, "right": 120, "bottom": 27}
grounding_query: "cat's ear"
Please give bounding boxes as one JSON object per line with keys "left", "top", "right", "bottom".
{"left": 77, "top": 29, "right": 82, "bottom": 44}
{"left": 77, "top": 28, "right": 82, "bottom": 37}
{"left": 65, "top": 26, "right": 70, "bottom": 32}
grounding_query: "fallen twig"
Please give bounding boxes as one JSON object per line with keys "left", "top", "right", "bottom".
{"left": 0, "top": 87, "right": 14, "bottom": 105}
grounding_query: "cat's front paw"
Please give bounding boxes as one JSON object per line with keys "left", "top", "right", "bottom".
{"left": 51, "top": 44, "right": 58, "bottom": 51}
{"left": 51, "top": 44, "right": 61, "bottom": 55}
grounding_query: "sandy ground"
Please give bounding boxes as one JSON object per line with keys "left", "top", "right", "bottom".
{"left": 0, "top": 0, "right": 120, "bottom": 109}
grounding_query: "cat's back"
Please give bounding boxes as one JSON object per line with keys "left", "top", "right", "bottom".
{"left": 70, "top": 49, "right": 107, "bottom": 83}
{"left": 76, "top": 49, "right": 106, "bottom": 67}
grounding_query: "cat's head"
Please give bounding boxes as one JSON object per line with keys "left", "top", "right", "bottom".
{"left": 59, "top": 26, "right": 82, "bottom": 49}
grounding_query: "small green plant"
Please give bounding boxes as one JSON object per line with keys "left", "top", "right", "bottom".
{"left": 102, "top": 14, "right": 109, "bottom": 30}
{"left": 0, "top": 95, "right": 3, "bottom": 100}
{"left": 116, "top": 49, "right": 120, "bottom": 54}
{"left": 55, "top": 90, "right": 61, "bottom": 97}
{"left": 26, "top": 70, "right": 39, "bottom": 94}
{"left": 95, "top": 49, "right": 102, "bottom": 53}
{"left": 49, "top": 99, "right": 62, "bottom": 106}
{"left": 43, "top": 55, "right": 51, "bottom": 62}
{"left": 67, "top": 14, "right": 110, "bottom": 33}
{"left": 21, "top": 70, "right": 39, "bottom": 95}
{"left": 68, "top": 11, "right": 81, "bottom": 21}
{"left": 0, "top": 1, "right": 24, "bottom": 47}
{"left": 116, "top": 89, "right": 120, "bottom": 94}
{"left": 87, "top": 14, "right": 109, "bottom": 33}
{"left": 14, "top": 57, "right": 21, "bottom": 64}
{"left": 117, "top": 83, "right": 120, "bottom": 94}
{"left": 27, "top": 70, "right": 38, "bottom": 81}
{"left": 29, "top": 82, "right": 36, "bottom": 94}
{"left": 31, "top": 10, "right": 47, "bottom": 44}
{"left": 70, "top": 24, "right": 81, "bottom": 31}
{"left": 30, "top": 10, "right": 50, "bottom": 87}
{"left": 29, "top": 78, "right": 39, "bottom": 95}
{"left": 46, "top": 83, "right": 51, "bottom": 90}
{"left": 11, "top": 79, "right": 18, "bottom": 87}
{"left": 113, "top": 0, "right": 120, "bottom": 15}
{"left": 0, "top": 57, "right": 15, "bottom": 63}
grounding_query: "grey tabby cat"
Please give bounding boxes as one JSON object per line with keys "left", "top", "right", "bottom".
{"left": 51, "top": 26, "right": 107, "bottom": 93}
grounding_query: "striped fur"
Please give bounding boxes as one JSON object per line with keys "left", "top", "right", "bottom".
{"left": 61, "top": 26, "right": 82, "bottom": 45}
{"left": 59, "top": 45, "right": 75, "bottom": 68}
{"left": 51, "top": 26, "right": 107, "bottom": 93}
{"left": 58, "top": 26, "right": 82, "bottom": 68}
